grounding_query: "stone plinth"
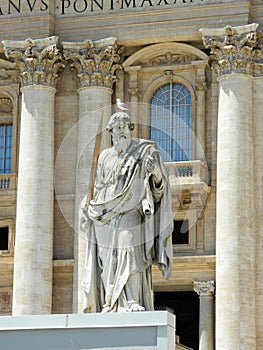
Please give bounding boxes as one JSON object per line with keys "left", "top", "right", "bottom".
{"left": 0, "top": 311, "right": 175, "bottom": 350}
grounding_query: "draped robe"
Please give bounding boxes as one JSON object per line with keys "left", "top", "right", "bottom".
{"left": 80, "top": 138, "right": 173, "bottom": 313}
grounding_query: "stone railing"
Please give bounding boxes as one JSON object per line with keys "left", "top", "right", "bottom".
{"left": 0, "top": 173, "right": 17, "bottom": 190}
{"left": 165, "top": 160, "right": 208, "bottom": 184}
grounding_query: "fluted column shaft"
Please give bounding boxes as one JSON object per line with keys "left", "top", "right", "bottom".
{"left": 194, "top": 281, "right": 215, "bottom": 350}
{"left": 63, "top": 38, "right": 122, "bottom": 313}
{"left": 3, "top": 36, "right": 64, "bottom": 315}
{"left": 200, "top": 23, "right": 260, "bottom": 349}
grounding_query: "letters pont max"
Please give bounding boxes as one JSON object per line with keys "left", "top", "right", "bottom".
{"left": 0, "top": 0, "right": 207, "bottom": 16}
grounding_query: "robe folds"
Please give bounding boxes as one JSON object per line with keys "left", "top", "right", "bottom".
{"left": 80, "top": 138, "right": 173, "bottom": 313}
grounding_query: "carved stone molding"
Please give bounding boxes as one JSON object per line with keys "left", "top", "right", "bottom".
{"left": 62, "top": 37, "right": 123, "bottom": 89}
{"left": 200, "top": 23, "right": 263, "bottom": 77}
{"left": 195, "top": 75, "right": 207, "bottom": 91}
{"left": 0, "top": 288, "right": 12, "bottom": 315}
{"left": 140, "top": 52, "right": 198, "bottom": 67}
{"left": 193, "top": 280, "right": 215, "bottom": 296}
{"left": 2, "top": 36, "right": 65, "bottom": 87}
{"left": 0, "top": 56, "right": 17, "bottom": 83}
{"left": 0, "top": 97, "right": 13, "bottom": 113}
{"left": 0, "top": 97, "right": 12, "bottom": 107}
{"left": 127, "top": 87, "right": 141, "bottom": 97}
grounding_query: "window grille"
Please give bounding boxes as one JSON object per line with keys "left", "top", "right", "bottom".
{"left": 0, "top": 125, "right": 12, "bottom": 174}
{"left": 150, "top": 83, "right": 192, "bottom": 161}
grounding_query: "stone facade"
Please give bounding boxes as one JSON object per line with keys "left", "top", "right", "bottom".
{"left": 0, "top": 1, "right": 263, "bottom": 349}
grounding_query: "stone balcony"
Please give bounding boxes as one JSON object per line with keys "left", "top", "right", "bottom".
{"left": 0, "top": 173, "right": 17, "bottom": 199}
{"left": 165, "top": 160, "right": 210, "bottom": 211}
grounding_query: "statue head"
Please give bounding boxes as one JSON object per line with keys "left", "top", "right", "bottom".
{"left": 106, "top": 112, "right": 135, "bottom": 132}
{"left": 106, "top": 112, "right": 134, "bottom": 154}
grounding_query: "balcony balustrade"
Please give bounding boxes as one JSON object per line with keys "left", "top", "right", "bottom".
{"left": 165, "top": 160, "right": 210, "bottom": 211}
{"left": 0, "top": 173, "right": 17, "bottom": 194}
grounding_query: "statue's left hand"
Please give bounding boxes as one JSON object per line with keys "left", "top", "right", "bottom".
{"left": 145, "top": 154, "right": 162, "bottom": 183}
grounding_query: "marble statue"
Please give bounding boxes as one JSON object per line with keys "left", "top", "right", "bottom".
{"left": 80, "top": 111, "right": 173, "bottom": 313}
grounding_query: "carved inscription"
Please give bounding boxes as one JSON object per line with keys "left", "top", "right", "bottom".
{"left": 0, "top": 0, "right": 207, "bottom": 16}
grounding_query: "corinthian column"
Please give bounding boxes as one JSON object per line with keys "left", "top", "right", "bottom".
{"left": 3, "top": 37, "right": 64, "bottom": 315}
{"left": 253, "top": 54, "right": 263, "bottom": 347}
{"left": 194, "top": 281, "right": 215, "bottom": 350}
{"left": 62, "top": 37, "right": 122, "bottom": 312}
{"left": 200, "top": 24, "right": 258, "bottom": 349}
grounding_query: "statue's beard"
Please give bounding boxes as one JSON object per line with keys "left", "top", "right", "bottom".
{"left": 113, "top": 135, "right": 131, "bottom": 155}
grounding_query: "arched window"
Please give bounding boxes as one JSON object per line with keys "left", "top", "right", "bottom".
{"left": 0, "top": 98, "right": 13, "bottom": 174}
{"left": 150, "top": 83, "right": 192, "bottom": 162}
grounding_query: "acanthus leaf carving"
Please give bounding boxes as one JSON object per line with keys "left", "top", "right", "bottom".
{"left": 62, "top": 38, "right": 123, "bottom": 89}
{"left": 2, "top": 36, "right": 65, "bottom": 88}
{"left": 200, "top": 24, "right": 263, "bottom": 77}
{"left": 193, "top": 280, "right": 215, "bottom": 296}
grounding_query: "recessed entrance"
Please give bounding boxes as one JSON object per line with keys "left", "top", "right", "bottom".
{"left": 154, "top": 291, "right": 199, "bottom": 350}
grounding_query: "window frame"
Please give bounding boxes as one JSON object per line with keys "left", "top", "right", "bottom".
{"left": 173, "top": 210, "right": 197, "bottom": 254}
{"left": 142, "top": 75, "right": 196, "bottom": 160}
{"left": 0, "top": 90, "right": 18, "bottom": 176}
{"left": 0, "top": 219, "right": 14, "bottom": 256}
{"left": 0, "top": 123, "right": 13, "bottom": 174}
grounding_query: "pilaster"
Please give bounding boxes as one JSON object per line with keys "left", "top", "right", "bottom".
{"left": 200, "top": 23, "right": 260, "bottom": 350}
{"left": 3, "top": 36, "right": 64, "bottom": 315}
{"left": 62, "top": 37, "right": 122, "bottom": 313}
{"left": 194, "top": 61, "right": 207, "bottom": 161}
{"left": 125, "top": 66, "right": 141, "bottom": 138}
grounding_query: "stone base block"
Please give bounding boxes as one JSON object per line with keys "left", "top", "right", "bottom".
{"left": 0, "top": 311, "right": 175, "bottom": 350}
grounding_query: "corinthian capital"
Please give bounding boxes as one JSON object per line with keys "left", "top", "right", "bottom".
{"left": 194, "top": 280, "right": 215, "bottom": 296}
{"left": 62, "top": 37, "right": 123, "bottom": 89}
{"left": 200, "top": 23, "right": 263, "bottom": 77}
{"left": 2, "top": 36, "right": 65, "bottom": 88}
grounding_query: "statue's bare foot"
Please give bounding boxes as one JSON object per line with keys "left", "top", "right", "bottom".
{"left": 127, "top": 300, "right": 145, "bottom": 312}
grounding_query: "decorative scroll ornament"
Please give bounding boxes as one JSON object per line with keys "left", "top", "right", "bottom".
{"left": 193, "top": 280, "right": 215, "bottom": 296}
{"left": 62, "top": 37, "right": 123, "bottom": 89}
{"left": 200, "top": 23, "right": 263, "bottom": 77}
{"left": 2, "top": 36, "right": 65, "bottom": 87}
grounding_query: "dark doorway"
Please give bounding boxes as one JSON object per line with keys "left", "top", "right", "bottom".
{"left": 154, "top": 291, "right": 199, "bottom": 350}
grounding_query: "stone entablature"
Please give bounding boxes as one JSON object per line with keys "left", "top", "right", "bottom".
{"left": 200, "top": 23, "right": 263, "bottom": 77}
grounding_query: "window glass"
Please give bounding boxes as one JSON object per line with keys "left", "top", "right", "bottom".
{"left": 0, "top": 227, "right": 9, "bottom": 251}
{"left": 150, "top": 83, "right": 192, "bottom": 161}
{"left": 172, "top": 220, "right": 189, "bottom": 245}
{"left": 0, "top": 125, "right": 12, "bottom": 174}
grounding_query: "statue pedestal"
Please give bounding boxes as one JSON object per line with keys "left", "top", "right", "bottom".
{"left": 0, "top": 311, "right": 175, "bottom": 350}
